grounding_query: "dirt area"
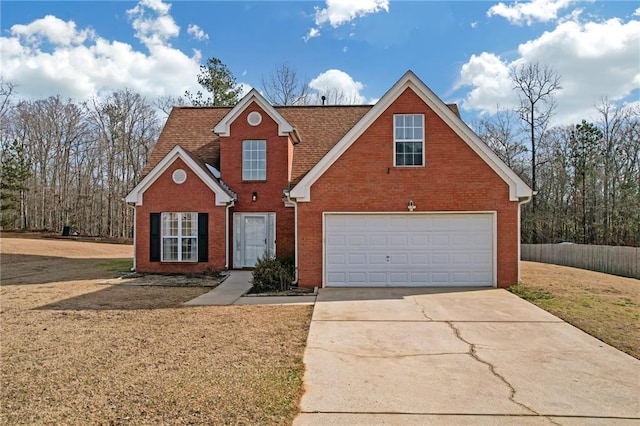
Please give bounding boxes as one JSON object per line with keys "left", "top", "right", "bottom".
{"left": 0, "top": 236, "right": 312, "bottom": 425}
{"left": 514, "top": 261, "right": 640, "bottom": 359}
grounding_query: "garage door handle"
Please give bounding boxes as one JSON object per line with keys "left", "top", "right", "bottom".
{"left": 386, "top": 255, "right": 390, "bottom": 262}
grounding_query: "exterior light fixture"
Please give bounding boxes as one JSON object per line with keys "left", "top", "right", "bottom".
{"left": 408, "top": 200, "right": 416, "bottom": 212}
{"left": 252, "top": 192, "right": 258, "bottom": 202}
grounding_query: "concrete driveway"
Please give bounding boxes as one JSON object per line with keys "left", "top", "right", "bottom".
{"left": 295, "top": 288, "right": 640, "bottom": 425}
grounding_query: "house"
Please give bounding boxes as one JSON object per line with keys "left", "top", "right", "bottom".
{"left": 125, "top": 71, "right": 532, "bottom": 288}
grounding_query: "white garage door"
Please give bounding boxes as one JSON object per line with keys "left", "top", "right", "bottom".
{"left": 325, "top": 213, "right": 494, "bottom": 287}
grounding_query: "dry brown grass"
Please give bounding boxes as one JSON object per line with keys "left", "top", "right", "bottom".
{"left": 514, "top": 261, "right": 640, "bottom": 359}
{"left": 1, "top": 237, "right": 312, "bottom": 425}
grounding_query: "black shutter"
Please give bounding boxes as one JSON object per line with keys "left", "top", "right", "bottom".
{"left": 198, "top": 213, "right": 208, "bottom": 262}
{"left": 150, "top": 213, "right": 161, "bottom": 262}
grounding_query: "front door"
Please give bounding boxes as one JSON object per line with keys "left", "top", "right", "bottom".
{"left": 234, "top": 213, "right": 276, "bottom": 268}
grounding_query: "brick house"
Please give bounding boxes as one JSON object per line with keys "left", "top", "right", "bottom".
{"left": 126, "top": 71, "right": 532, "bottom": 288}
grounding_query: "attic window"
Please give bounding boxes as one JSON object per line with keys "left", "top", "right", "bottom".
{"left": 394, "top": 114, "right": 424, "bottom": 167}
{"left": 247, "top": 111, "right": 262, "bottom": 126}
{"left": 172, "top": 169, "right": 187, "bottom": 184}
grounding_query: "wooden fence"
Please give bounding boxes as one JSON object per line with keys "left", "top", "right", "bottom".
{"left": 521, "top": 244, "right": 639, "bottom": 279}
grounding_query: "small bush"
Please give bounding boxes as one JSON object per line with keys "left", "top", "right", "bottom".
{"left": 251, "top": 256, "right": 295, "bottom": 293}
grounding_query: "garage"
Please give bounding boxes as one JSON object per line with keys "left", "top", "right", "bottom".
{"left": 324, "top": 213, "right": 495, "bottom": 287}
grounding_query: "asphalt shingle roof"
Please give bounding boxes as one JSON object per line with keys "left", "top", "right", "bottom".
{"left": 144, "top": 103, "right": 460, "bottom": 185}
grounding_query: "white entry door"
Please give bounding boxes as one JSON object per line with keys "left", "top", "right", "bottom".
{"left": 324, "top": 213, "right": 494, "bottom": 287}
{"left": 234, "top": 213, "right": 275, "bottom": 268}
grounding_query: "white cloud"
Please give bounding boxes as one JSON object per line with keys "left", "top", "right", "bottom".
{"left": 487, "top": 0, "right": 573, "bottom": 26}
{"left": 303, "top": 27, "right": 320, "bottom": 42}
{"left": 471, "top": 21, "right": 479, "bottom": 29}
{"left": 10, "top": 15, "right": 94, "bottom": 46}
{"left": 309, "top": 69, "right": 369, "bottom": 104}
{"left": 187, "top": 24, "right": 208, "bottom": 41}
{"left": 0, "top": 0, "right": 204, "bottom": 103}
{"left": 127, "top": 0, "right": 180, "bottom": 47}
{"left": 457, "top": 17, "right": 640, "bottom": 125}
{"left": 306, "top": 0, "right": 388, "bottom": 40}
{"left": 635, "top": 8, "right": 640, "bottom": 17}
{"left": 457, "top": 52, "right": 515, "bottom": 114}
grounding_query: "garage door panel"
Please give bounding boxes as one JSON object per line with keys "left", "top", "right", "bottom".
{"left": 326, "top": 253, "right": 345, "bottom": 265}
{"left": 348, "top": 235, "right": 366, "bottom": 246}
{"left": 369, "top": 234, "right": 387, "bottom": 246}
{"left": 325, "top": 213, "right": 494, "bottom": 287}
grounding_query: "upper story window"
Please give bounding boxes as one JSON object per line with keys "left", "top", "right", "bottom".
{"left": 243, "top": 140, "right": 266, "bottom": 180}
{"left": 161, "top": 212, "right": 197, "bottom": 262}
{"left": 394, "top": 114, "right": 424, "bottom": 167}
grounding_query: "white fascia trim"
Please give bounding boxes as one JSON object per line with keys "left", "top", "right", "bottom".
{"left": 290, "top": 70, "right": 532, "bottom": 202}
{"left": 124, "top": 145, "right": 233, "bottom": 206}
{"left": 213, "top": 88, "right": 293, "bottom": 137}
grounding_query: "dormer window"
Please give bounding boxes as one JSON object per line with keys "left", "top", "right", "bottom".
{"left": 243, "top": 140, "right": 266, "bottom": 180}
{"left": 394, "top": 114, "right": 424, "bottom": 167}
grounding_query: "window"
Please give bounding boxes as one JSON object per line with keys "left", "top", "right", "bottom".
{"left": 161, "top": 212, "right": 198, "bottom": 262}
{"left": 243, "top": 140, "right": 266, "bottom": 180}
{"left": 394, "top": 114, "right": 424, "bottom": 166}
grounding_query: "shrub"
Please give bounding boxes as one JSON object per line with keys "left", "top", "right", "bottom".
{"left": 251, "top": 256, "right": 295, "bottom": 292}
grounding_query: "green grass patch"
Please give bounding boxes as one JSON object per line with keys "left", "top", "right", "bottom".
{"left": 508, "top": 284, "right": 554, "bottom": 302}
{"left": 94, "top": 258, "right": 132, "bottom": 275}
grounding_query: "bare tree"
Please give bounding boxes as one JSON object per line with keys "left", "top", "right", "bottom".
{"left": 261, "top": 63, "right": 310, "bottom": 105}
{"left": 0, "top": 79, "right": 17, "bottom": 150}
{"left": 153, "top": 94, "right": 186, "bottom": 117}
{"left": 86, "top": 89, "right": 159, "bottom": 236}
{"left": 475, "top": 106, "right": 526, "bottom": 173}
{"left": 511, "top": 62, "right": 561, "bottom": 191}
{"left": 510, "top": 62, "right": 561, "bottom": 242}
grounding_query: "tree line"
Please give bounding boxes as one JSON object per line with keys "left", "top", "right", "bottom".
{"left": 1, "top": 59, "right": 638, "bottom": 246}
{"left": 475, "top": 64, "right": 639, "bottom": 246}
{"left": 0, "top": 83, "right": 159, "bottom": 237}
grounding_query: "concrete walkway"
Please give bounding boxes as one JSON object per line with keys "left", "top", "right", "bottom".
{"left": 295, "top": 287, "right": 640, "bottom": 425}
{"left": 183, "top": 271, "right": 316, "bottom": 306}
{"left": 183, "top": 271, "right": 253, "bottom": 306}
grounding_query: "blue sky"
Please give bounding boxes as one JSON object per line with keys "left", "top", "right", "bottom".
{"left": 1, "top": 0, "right": 638, "bottom": 125}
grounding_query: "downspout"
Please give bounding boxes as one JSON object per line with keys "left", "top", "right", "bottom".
{"left": 225, "top": 200, "right": 235, "bottom": 270}
{"left": 517, "top": 193, "right": 534, "bottom": 283}
{"left": 124, "top": 202, "right": 136, "bottom": 271}
{"left": 284, "top": 190, "right": 299, "bottom": 286}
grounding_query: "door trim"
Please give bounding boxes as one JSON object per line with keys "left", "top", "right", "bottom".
{"left": 233, "top": 212, "right": 276, "bottom": 268}
{"left": 322, "top": 211, "right": 497, "bottom": 288}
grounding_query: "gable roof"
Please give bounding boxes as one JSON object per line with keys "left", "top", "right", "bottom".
{"left": 143, "top": 107, "right": 231, "bottom": 176}
{"left": 125, "top": 145, "right": 234, "bottom": 206}
{"left": 141, "top": 77, "right": 467, "bottom": 189}
{"left": 213, "top": 88, "right": 293, "bottom": 136}
{"left": 289, "top": 70, "right": 533, "bottom": 202}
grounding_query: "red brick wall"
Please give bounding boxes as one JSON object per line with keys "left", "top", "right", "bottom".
{"left": 296, "top": 88, "right": 519, "bottom": 288}
{"left": 135, "top": 157, "right": 227, "bottom": 273}
{"left": 220, "top": 103, "right": 295, "bottom": 265}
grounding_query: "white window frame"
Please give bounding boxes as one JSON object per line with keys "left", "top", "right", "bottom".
{"left": 242, "top": 140, "right": 267, "bottom": 181}
{"left": 393, "top": 114, "right": 425, "bottom": 167}
{"left": 161, "top": 212, "right": 198, "bottom": 262}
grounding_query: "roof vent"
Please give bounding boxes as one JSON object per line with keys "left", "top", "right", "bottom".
{"left": 247, "top": 111, "right": 262, "bottom": 126}
{"left": 321, "top": 95, "right": 326, "bottom": 106}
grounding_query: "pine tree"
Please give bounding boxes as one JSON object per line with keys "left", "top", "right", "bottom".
{"left": 0, "top": 139, "right": 30, "bottom": 229}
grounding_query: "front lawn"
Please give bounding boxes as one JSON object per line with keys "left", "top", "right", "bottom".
{"left": 1, "top": 237, "right": 312, "bottom": 425}
{"left": 512, "top": 261, "right": 639, "bottom": 359}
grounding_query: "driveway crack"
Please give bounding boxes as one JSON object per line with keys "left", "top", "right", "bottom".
{"left": 411, "top": 297, "right": 433, "bottom": 320}
{"left": 444, "top": 321, "right": 560, "bottom": 424}
{"left": 307, "top": 346, "right": 466, "bottom": 359}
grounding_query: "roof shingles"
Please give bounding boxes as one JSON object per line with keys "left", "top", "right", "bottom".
{"left": 144, "top": 103, "right": 460, "bottom": 185}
